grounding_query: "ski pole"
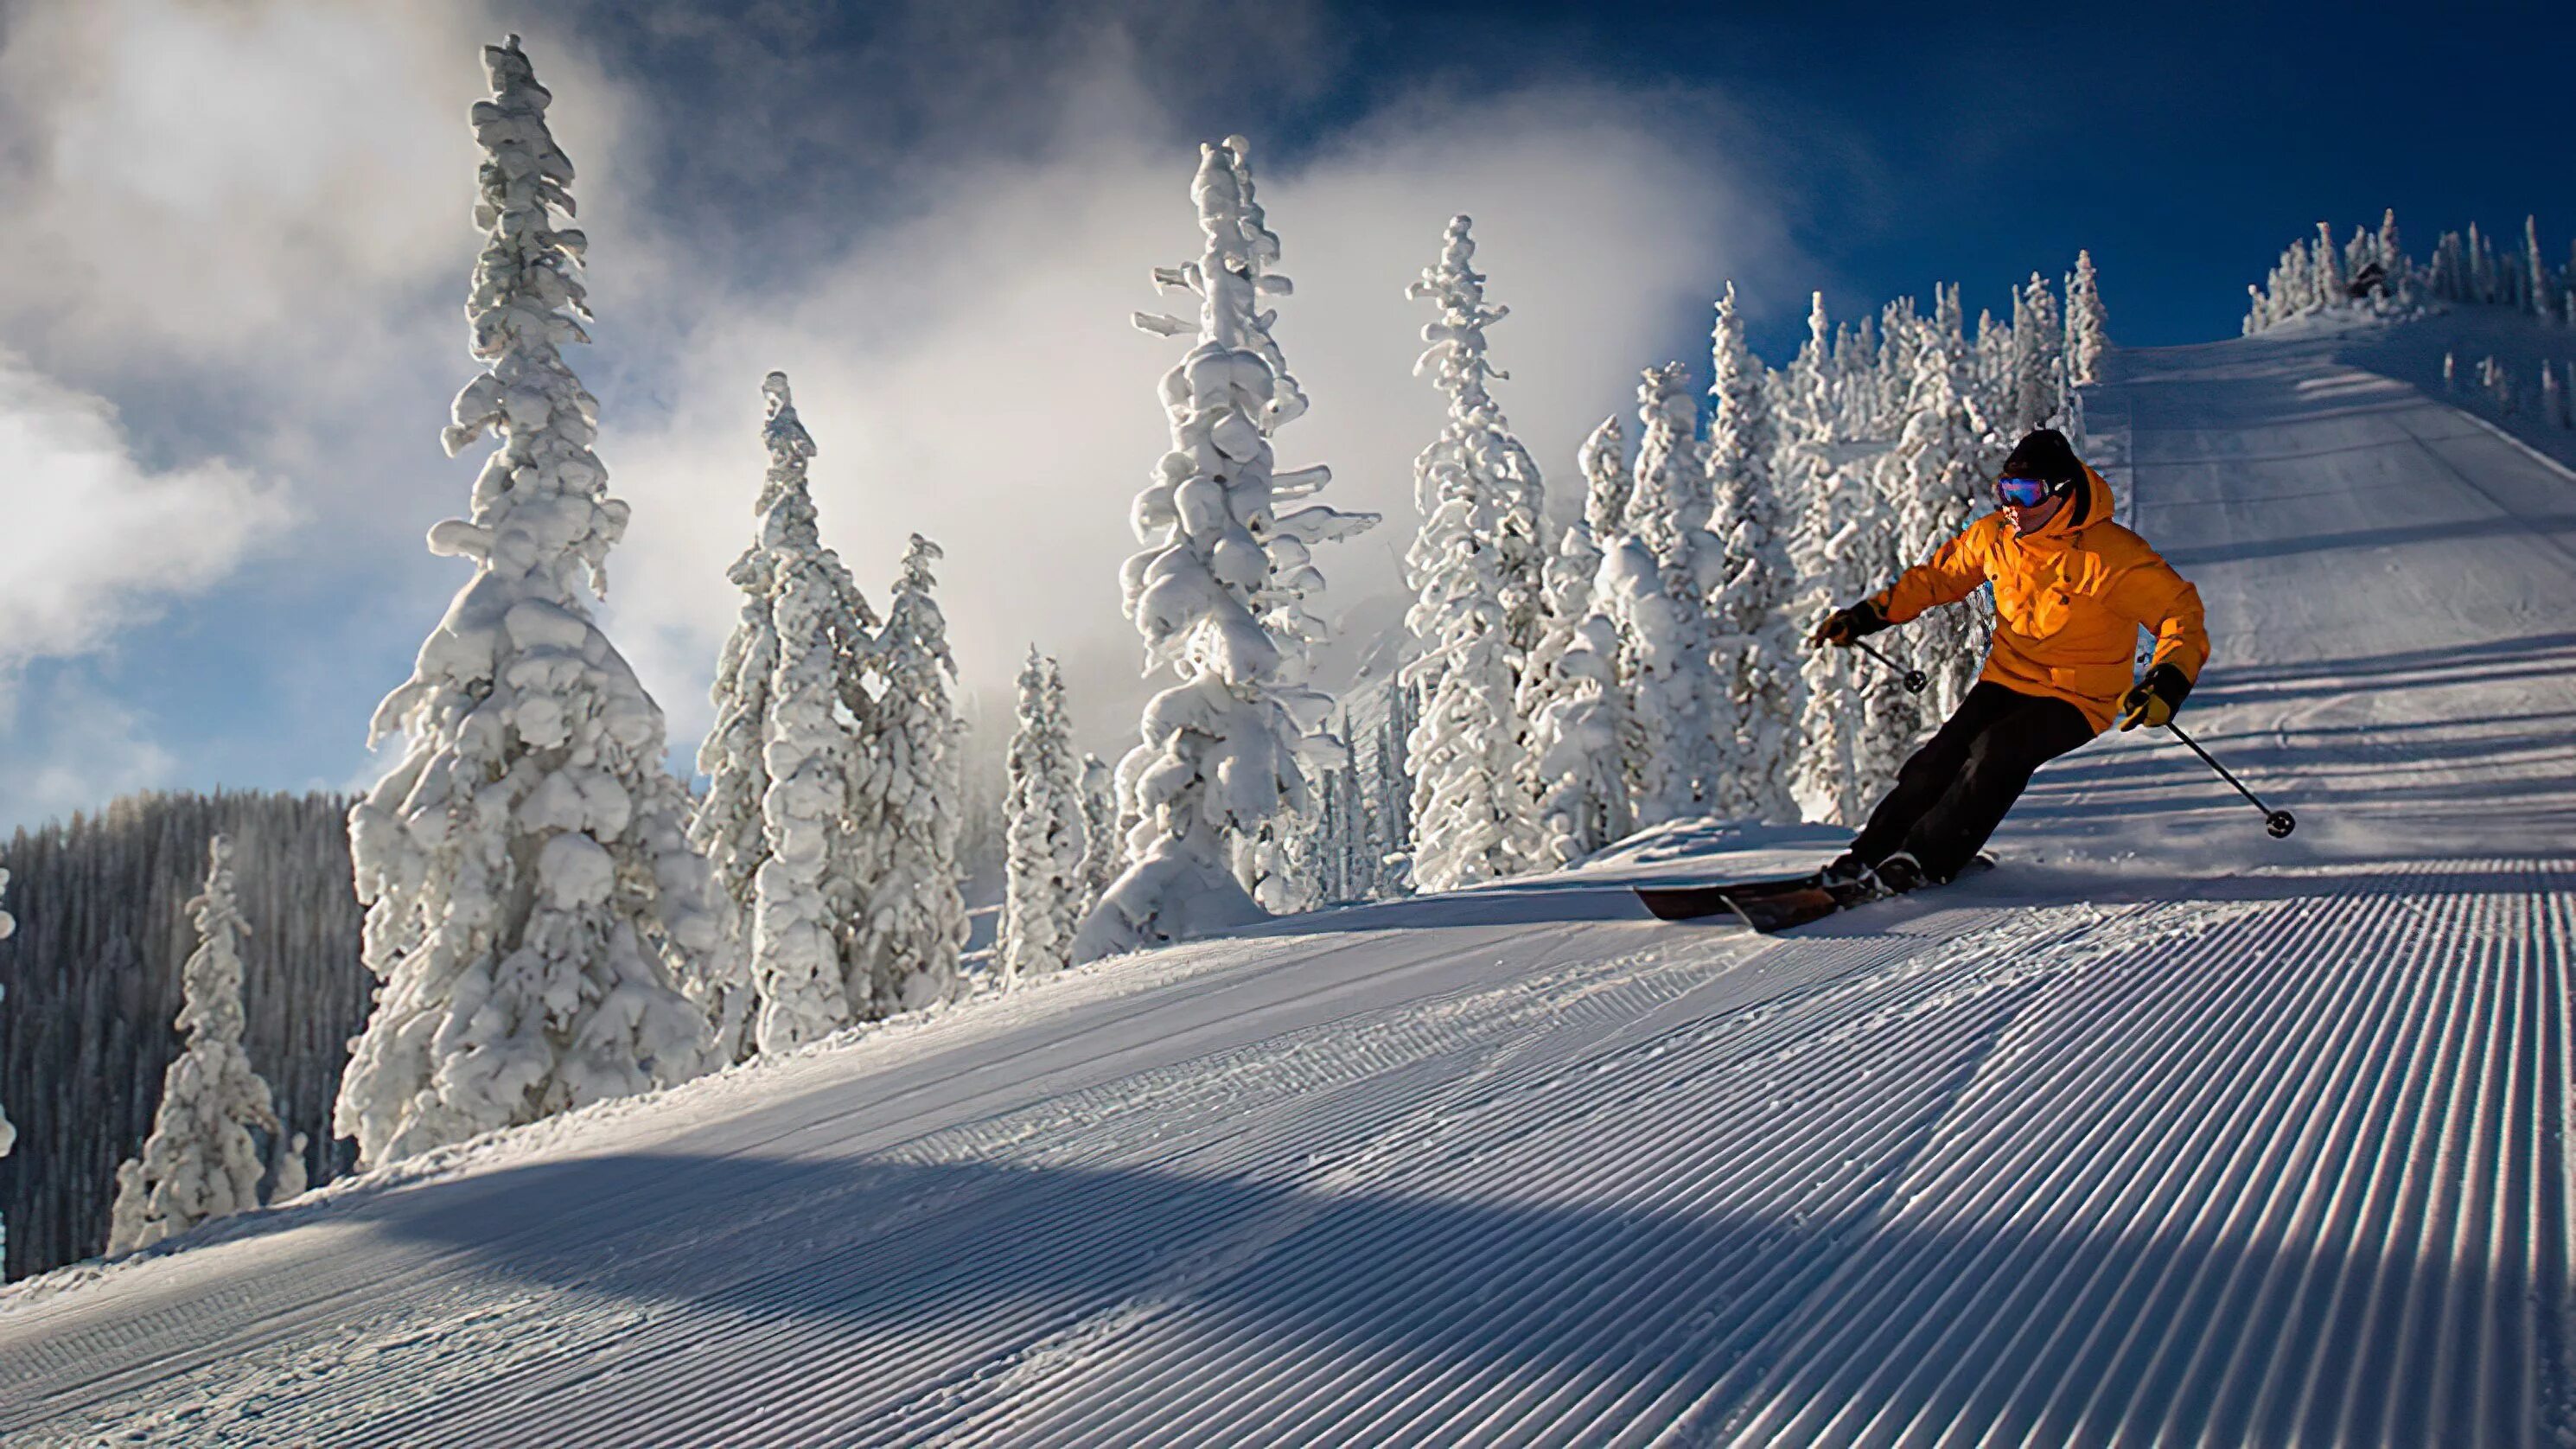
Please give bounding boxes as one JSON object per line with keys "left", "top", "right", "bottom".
{"left": 2165, "top": 720, "right": 2297, "bottom": 838}
{"left": 1850, "top": 637, "right": 1929, "bottom": 695}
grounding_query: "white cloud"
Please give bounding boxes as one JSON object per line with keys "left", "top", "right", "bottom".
{"left": 2, "top": 670, "right": 180, "bottom": 828}
{"left": 0, "top": 0, "right": 497, "bottom": 373}
{"left": 0, "top": 348, "right": 286, "bottom": 680}
{"left": 0, "top": 0, "right": 1803, "bottom": 814}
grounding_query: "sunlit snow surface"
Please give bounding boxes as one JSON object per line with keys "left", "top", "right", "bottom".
{"left": 4, "top": 319, "right": 2573, "bottom": 1446}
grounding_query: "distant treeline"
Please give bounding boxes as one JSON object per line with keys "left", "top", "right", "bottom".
{"left": 0, "top": 790, "right": 367, "bottom": 1280}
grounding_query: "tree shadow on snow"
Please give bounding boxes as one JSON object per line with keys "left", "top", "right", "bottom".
{"left": 295, "top": 1139, "right": 2555, "bottom": 1448}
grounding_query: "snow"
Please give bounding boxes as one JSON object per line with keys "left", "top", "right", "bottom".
{"left": 7, "top": 317, "right": 2576, "bottom": 1446}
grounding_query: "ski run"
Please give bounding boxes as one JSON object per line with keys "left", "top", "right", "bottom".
{"left": 4, "top": 317, "right": 2574, "bottom": 1443}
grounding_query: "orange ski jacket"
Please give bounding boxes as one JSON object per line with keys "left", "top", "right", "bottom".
{"left": 1869, "top": 465, "right": 2209, "bottom": 733}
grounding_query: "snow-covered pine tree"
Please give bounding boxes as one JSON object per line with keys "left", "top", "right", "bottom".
{"left": 1578, "top": 415, "right": 1629, "bottom": 541}
{"left": 2065, "top": 251, "right": 2109, "bottom": 386}
{"left": 2525, "top": 216, "right": 2557, "bottom": 322}
{"left": 851, "top": 535, "right": 968, "bottom": 1014}
{"left": 2009, "top": 273, "right": 2065, "bottom": 435}
{"left": 1400, "top": 216, "right": 1535, "bottom": 890}
{"left": 1075, "top": 752, "right": 1119, "bottom": 913}
{"left": 692, "top": 373, "right": 877, "bottom": 1059}
{"left": 107, "top": 837, "right": 287, "bottom": 1254}
{"left": 1786, "top": 294, "right": 1896, "bottom": 825}
{"left": 1882, "top": 311, "right": 1988, "bottom": 720}
{"left": 1704, "top": 283, "right": 1800, "bottom": 823}
{"left": 1001, "top": 649, "right": 1087, "bottom": 984}
{"left": 1622, "top": 361, "right": 1720, "bottom": 822}
{"left": 1377, "top": 683, "right": 1421, "bottom": 897}
{"left": 1520, "top": 520, "right": 1630, "bottom": 866}
{"left": 1402, "top": 221, "right": 1549, "bottom": 676}
{"left": 1871, "top": 297, "right": 1922, "bottom": 437}
{"left": 337, "top": 38, "right": 715, "bottom": 1168}
{"left": 1972, "top": 303, "right": 2013, "bottom": 408}
{"left": 1080, "top": 138, "right": 1375, "bottom": 956}
{"left": 1595, "top": 533, "right": 1694, "bottom": 828}
{"left": 2311, "top": 222, "right": 2346, "bottom": 305}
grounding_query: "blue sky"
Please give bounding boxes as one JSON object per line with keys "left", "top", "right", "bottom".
{"left": 0, "top": 0, "right": 2560, "bottom": 829}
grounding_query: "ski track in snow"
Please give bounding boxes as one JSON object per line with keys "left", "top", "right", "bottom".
{"left": 4, "top": 329, "right": 2575, "bottom": 1446}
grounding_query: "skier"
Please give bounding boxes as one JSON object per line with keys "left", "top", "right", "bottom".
{"left": 1808, "top": 427, "right": 2208, "bottom": 895}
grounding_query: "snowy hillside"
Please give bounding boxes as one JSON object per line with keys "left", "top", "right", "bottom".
{"left": 4, "top": 317, "right": 2570, "bottom": 1445}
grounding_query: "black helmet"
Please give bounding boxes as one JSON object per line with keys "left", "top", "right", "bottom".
{"left": 1999, "top": 428, "right": 2083, "bottom": 490}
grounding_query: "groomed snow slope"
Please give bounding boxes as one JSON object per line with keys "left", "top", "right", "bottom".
{"left": 4, "top": 322, "right": 2571, "bottom": 1446}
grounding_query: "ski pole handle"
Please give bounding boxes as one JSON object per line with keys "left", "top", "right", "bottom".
{"left": 2166, "top": 720, "right": 2296, "bottom": 838}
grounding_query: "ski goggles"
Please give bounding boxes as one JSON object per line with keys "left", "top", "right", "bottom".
{"left": 1994, "top": 475, "right": 2069, "bottom": 507}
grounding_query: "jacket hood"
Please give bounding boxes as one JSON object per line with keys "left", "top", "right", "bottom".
{"left": 2018, "top": 463, "right": 2115, "bottom": 542}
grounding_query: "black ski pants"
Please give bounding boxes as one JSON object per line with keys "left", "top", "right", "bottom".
{"left": 1848, "top": 680, "right": 2097, "bottom": 882}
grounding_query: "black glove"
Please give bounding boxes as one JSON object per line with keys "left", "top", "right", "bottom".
{"left": 2118, "top": 662, "right": 2194, "bottom": 731}
{"left": 1809, "top": 599, "right": 1889, "bottom": 648}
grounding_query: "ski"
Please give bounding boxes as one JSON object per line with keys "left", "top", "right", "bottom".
{"left": 1632, "top": 872, "right": 1820, "bottom": 922}
{"left": 1634, "top": 856, "right": 1995, "bottom": 929}
{"left": 1719, "top": 880, "right": 1870, "bottom": 933}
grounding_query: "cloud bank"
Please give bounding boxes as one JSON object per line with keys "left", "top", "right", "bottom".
{"left": 0, "top": 0, "right": 1798, "bottom": 826}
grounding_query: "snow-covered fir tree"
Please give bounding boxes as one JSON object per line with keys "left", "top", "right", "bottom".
{"left": 107, "top": 837, "right": 286, "bottom": 1254}
{"left": 2065, "top": 250, "right": 2108, "bottom": 386}
{"left": 2522, "top": 215, "right": 2557, "bottom": 321}
{"left": 1001, "top": 650, "right": 1088, "bottom": 985}
{"left": 1596, "top": 533, "right": 1696, "bottom": 826}
{"left": 1519, "top": 520, "right": 1630, "bottom": 866}
{"left": 1578, "top": 415, "right": 1629, "bottom": 541}
{"left": 1372, "top": 684, "right": 1421, "bottom": 897}
{"left": 1881, "top": 311, "right": 1989, "bottom": 719}
{"left": 1400, "top": 215, "right": 1535, "bottom": 890}
{"left": 2009, "top": 272, "right": 2066, "bottom": 436}
{"left": 1622, "top": 361, "right": 1719, "bottom": 821}
{"left": 1398, "top": 219, "right": 1550, "bottom": 676}
{"left": 337, "top": 37, "right": 716, "bottom": 1168}
{"left": 1969, "top": 306, "right": 2011, "bottom": 406}
{"left": 1075, "top": 753, "right": 1119, "bottom": 913}
{"left": 1079, "top": 138, "right": 1375, "bottom": 956}
{"left": 1786, "top": 294, "right": 1897, "bottom": 825}
{"left": 851, "top": 534, "right": 968, "bottom": 1015}
{"left": 691, "top": 373, "right": 876, "bottom": 1060}
{"left": 1870, "top": 296, "right": 1922, "bottom": 438}
{"left": 2310, "top": 222, "right": 2347, "bottom": 306}
{"left": 1703, "top": 282, "right": 1800, "bottom": 823}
